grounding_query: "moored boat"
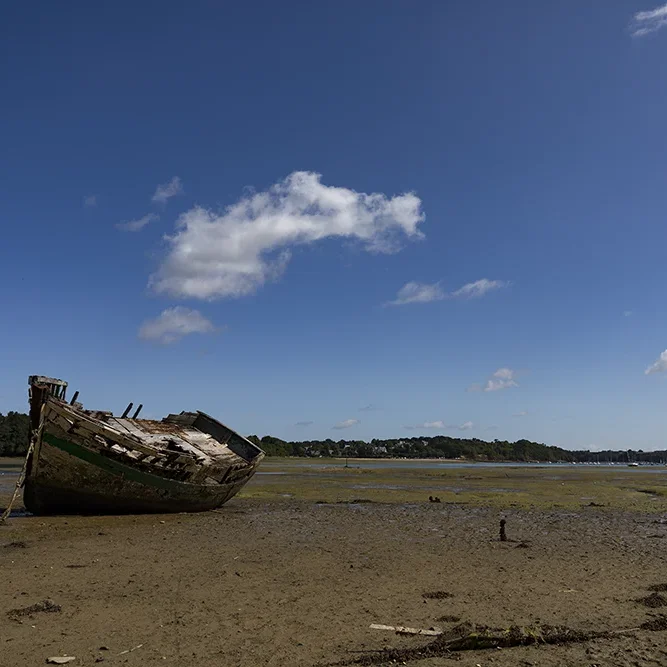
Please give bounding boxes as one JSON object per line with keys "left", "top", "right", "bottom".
{"left": 23, "top": 376, "right": 264, "bottom": 515}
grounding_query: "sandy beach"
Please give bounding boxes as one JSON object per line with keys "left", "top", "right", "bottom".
{"left": 2, "top": 460, "right": 667, "bottom": 666}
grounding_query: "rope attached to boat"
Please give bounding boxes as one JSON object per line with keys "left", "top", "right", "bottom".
{"left": 0, "top": 440, "right": 34, "bottom": 525}
{"left": 0, "top": 402, "right": 44, "bottom": 525}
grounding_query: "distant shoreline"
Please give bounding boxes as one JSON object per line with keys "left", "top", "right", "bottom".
{"left": 262, "top": 456, "right": 662, "bottom": 466}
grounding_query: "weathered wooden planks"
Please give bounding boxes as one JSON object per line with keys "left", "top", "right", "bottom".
{"left": 24, "top": 375, "right": 265, "bottom": 514}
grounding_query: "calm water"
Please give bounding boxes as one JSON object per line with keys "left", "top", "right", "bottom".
{"left": 258, "top": 459, "right": 667, "bottom": 473}
{"left": 0, "top": 471, "right": 19, "bottom": 492}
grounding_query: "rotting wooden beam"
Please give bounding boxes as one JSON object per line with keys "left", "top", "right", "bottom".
{"left": 43, "top": 397, "right": 262, "bottom": 489}
{"left": 48, "top": 402, "right": 163, "bottom": 457}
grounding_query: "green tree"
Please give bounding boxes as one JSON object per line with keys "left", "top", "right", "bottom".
{"left": 0, "top": 412, "right": 30, "bottom": 456}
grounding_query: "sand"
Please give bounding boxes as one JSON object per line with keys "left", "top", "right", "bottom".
{"left": 3, "top": 459, "right": 667, "bottom": 666}
{"left": 2, "top": 499, "right": 667, "bottom": 666}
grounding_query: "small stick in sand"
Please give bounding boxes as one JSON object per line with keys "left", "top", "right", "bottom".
{"left": 118, "top": 644, "right": 143, "bottom": 656}
{"left": 500, "top": 519, "right": 507, "bottom": 542}
{"left": 370, "top": 624, "right": 442, "bottom": 636}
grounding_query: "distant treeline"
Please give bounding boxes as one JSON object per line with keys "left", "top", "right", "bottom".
{"left": 1, "top": 411, "right": 664, "bottom": 463}
{"left": 0, "top": 412, "right": 30, "bottom": 457}
{"left": 248, "top": 434, "right": 667, "bottom": 464}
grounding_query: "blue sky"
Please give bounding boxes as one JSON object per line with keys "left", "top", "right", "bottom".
{"left": 2, "top": 1, "right": 667, "bottom": 450}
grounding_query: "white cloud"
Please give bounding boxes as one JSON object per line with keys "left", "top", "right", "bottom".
{"left": 404, "top": 421, "right": 444, "bottom": 430}
{"left": 333, "top": 418, "right": 360, "bottom": 430}
{"left": 420, "top": 420, "right": 445, "bottom": 429}
{"left": 623, "top": 310, "right": 633, "bottom": 317}
{"left": 645, "top": 350, "right": 667, "bottom": 375}
{"left": 631, "top": 3, "right": 667, "bottom": 37}
{"left": 513, "top": 411, "right": 528, "bottom": 417}
{"left": 451, "top": 279, "right": 508, "bottom": 299}
{"left": 388, "top": 278, "right": 508, "bottom": 306}
{"left": 152, "top": 176, "right": 184, "bottom": 204}
{"left": 150, "top": 171, "right": 424, "bottom": 300}
{"left": 404, "top": 420, "right": 473, "bottom": 431}
{"left": 295, "top": 420, "right": 314, "bottom": 427}
{"left": 388, "top": 282, "right": 444, "bottom": 306}
{"left": 138, "top": 307, "right": 215, "bottom": 344}
{"left": 456, "top": 421, "right": 474, "bottom": 431}
{"left": 483, "top": 368, "right": 518, "bottom": 392}
{"left": 83, "top": 195, "right": 97, "bottom": 208}
{"left": 117, "top": 213, "right": 159, "bottom": 232}
{"left": 359, "top": 404, "right": 378, "bottom": 412}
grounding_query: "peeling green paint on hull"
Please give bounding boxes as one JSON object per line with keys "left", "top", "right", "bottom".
{"left": 24, "top": 433, "right": 257, "bottom": 515}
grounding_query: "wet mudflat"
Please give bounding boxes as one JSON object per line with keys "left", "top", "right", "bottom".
{"left": 248, "top": 457, "right": 667, "bottom": 511}
{"left": 2, "top": 460, "right": 667, "bottom": 665}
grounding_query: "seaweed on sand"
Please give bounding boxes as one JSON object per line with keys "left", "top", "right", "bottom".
{"left": 648, "top": 583, "right": 667, "bottom": 592}
{"left": 422, "top": 591, "right": 453, "bottom": 600}
{"left": 636, "top": 593, "right": 667, "bottom": 608}
{"left": 7, "top": 599, "right": 61, "bottom": 620}
{"left": 325, "top": 622, "right": 627, "bottom": 666}
{"left": 3, "top": 540, "right": 28, "bottom": 549}
{"left": 640, "top": 616, "right": 667, "bottom": 631}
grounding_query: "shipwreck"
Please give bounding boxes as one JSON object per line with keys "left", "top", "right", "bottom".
{"left": 22, "top": 375, "right": 264, "bottom": 515}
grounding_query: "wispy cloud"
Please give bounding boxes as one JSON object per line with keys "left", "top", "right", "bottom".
{"left": 476, "top": 367, "right": 519, "bottom": 392}
{"left": 646, "top": 350, "right": 667, "bottom": 375}
{"left": 359, "top": 404, "right": 379, "bottom": 412}
{"left": 623, "top": 310, "right": 633, "bottom": 317}
{"left": 333, "top": 419, "right": 360, "bottom": 430}
{"left": 387, "top": 278, "right": 508, "bottom": 306}
{"left": 83, "top": 195, "right": 97, "bottom": 208}
{"left": 404, "top": 420, "right": 472, "bottom": 431}
{"left": 295, "top": 420, "right": 314, "bottom": 427}
{"left": 138, "top": 307, "right": 215, "bottom": 344}
{"left": 630, "top": 3, "right": 667, "bottom": 37}
{"left": 151, "top": 171, "right": 424, "bottom": 300}
{"left": 455, "top": 421, "right": 474, "bottom": 431}
{"left": 513, "top": 411, "right": 528, "bottom": 417}
{"left": 485, "top": 425, "right": 498, "bottom": 432}
{"left": 451, "top": 279, "right": 509, "bottom": 299}
{"left": 404, "top": 420, "right": 445, "bottom": 430}
{"left": 152, "top": 176, "right": 184, "bottom": 204}
{"left": 388, "top": 282, "right": 445, "bottom": 306}
{"left": 117, "top": 213, "right": 159, "bottom": 232}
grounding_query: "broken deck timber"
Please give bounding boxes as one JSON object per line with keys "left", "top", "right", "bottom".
{"left": 22, "top": 376, "right": 264, "bottom": 515}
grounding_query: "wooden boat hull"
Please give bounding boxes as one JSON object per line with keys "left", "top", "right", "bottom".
{"left": 23, "top": 376, "right": 264, "bottom": 515}
{"left": 24, "top": 434, "right": 256, "bottom": 514}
